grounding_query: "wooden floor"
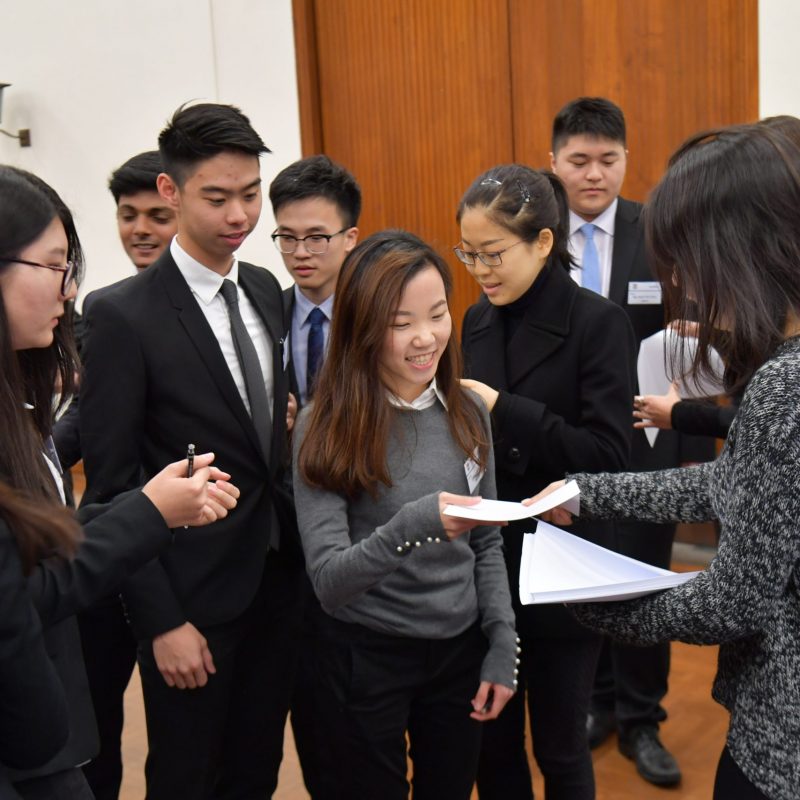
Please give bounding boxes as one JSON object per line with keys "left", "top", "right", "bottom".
{"left": 118, "top": 609, "right": 727, "bottom": 799}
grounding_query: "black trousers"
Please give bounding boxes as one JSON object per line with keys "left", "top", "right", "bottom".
{"left": 77, "top": 599, "right": 138, "bottom": 800}
{"left": 13, "top": 768, "right": 94, "bottom": 800}
{"left": 476, "top": 633, "right": 602, "bottom": 800}
{"left": 137, "top": 553, "right": 303, "bottom": 800}
{"left": 592, "top": 520, "right": 674, "bottom": 737}
{"left": 316, "top": 615, "right": 487, "bottom": 800}
{"left": 713, "top": 747, "right": 768, "bottom": 799}
{"left": 289, "top": 578, "right": 339, "bottom": 800}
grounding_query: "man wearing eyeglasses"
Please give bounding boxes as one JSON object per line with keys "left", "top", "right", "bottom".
{"left": 269, "top": 155, "right": 360, "bottom": 407}
{"left": 267, "top": 155, "right": 360, "bottom": 800}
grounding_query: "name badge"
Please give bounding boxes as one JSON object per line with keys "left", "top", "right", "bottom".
{"left": 281, "top": 335, "right": 290, "bottom": 371}
{"left": 464, "top": 451, "right": 485, "bottom": 495}
{"left": 627, "top": 281, "right": 662, "bottom": 305}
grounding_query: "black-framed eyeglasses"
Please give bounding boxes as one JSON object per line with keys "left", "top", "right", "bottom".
{"left": 1, "top": 257, "right": 76, "bottom": 295}
{"left": 271, "top": 228, "right": 348, "bottom": 255}
{"left": 452, "top": 239, "right": 526, "bottom": 268}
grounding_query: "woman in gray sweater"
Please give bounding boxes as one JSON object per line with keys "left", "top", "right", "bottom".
{"left": 293, "top": 230, "right": 518, "bottom": 799}
{"left": 531, "top": 122, "right": 800, "bottom": 799}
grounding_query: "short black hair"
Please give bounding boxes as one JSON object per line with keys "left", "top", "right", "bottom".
{"left": 269, "top": 155, "right": 361, "bottom": 229}
{"left": 108, "top": 150, "right": 164, "bottom": 204}
{"left": 158, "top": 102, "right": 270, "bottom": 187}
{"left": 552, "top": 97, "right": 626, "bottom": 153}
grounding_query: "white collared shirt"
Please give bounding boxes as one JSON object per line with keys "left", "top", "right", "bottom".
{"left": 171, "top": 237, "right": 274, "bottom": 415}
{"left": 387, "top": 378, "right": 448, "bottom": 411}
{"left": 567, "top": 198, "right": 618, "bottom": 299}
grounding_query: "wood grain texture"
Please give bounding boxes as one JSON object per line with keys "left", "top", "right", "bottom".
{"left": 510, "top": 0, "right": 759, "bottom": 202}
{"left": 292, "top": 0, "right": 758, "bottom": 324}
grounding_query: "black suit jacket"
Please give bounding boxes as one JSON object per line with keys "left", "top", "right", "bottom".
{"left": 283, "top": 286, "right": 301, "bottom": 404}
{"left": 79, "top": 251, "right": 291, "bottom": 639}
{"left": 610, "top": 197, "right": 713, "bottom": 468}
{"left": 461, "top": 263, "right": 636, "bottom": 635}
{"left": 2, "top": 491, "right": 171, "bottom": 785}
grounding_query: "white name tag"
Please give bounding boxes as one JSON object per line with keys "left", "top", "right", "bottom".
{"left": 464, "top": 451, "right": 485, "bottom": 495}
{"left": 627, "top": 281, "right": 662, "bottom": 305}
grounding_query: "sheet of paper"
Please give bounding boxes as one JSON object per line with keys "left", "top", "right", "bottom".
{"left": 637, "top": 329, "right": 726, "bottom": 446}
{"left": 443, "top": 480, "right": 580, "bottom": 522}
{"left": 519, "top": 520, "right": 700, "bottom": 604}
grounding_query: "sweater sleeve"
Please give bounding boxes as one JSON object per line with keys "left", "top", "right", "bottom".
{"left": 573, "top": 360, "right": 800, "bottom": 645}
{"left": 572, "top": 462, "right": 716, "bottom": 524}
{"left": 467, "top": 433, "right": 519, "bottom": 690}
{"left": 292, "top": 411, "right": 443, "bottom": 612}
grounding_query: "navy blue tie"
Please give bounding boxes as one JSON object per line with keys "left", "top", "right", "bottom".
{"left": 306, "top": 307, "right": 326, "bottom": 399}
{"left": 580, "top": 223, "right": 602, "bottom": 294}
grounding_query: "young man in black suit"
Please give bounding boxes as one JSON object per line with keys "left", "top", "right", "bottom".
{"left": 268, "top": 155, "right": 359, "bottom": 799}
{"left": 269, "top": 154, "right": 360, "bottom": 407}
{"left": 550, "top": 96, "right": 685, "bottom": 787}
{"left": 79, "top": 103, "right": 302, "bottom": 799}
{"left": 67, "top": 151, "right": 178, "bottom": 800}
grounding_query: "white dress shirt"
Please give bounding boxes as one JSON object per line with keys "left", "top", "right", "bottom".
{"left": 171, "top": 237, "right": 274, "bottom": 415}
{"left": 567, "top": 198, "right": 618, "bottom": 299}
{"left": 387, "top": 378, "right": 448, "bottom": 411}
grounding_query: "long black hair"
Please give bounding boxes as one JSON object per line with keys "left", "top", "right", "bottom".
{"left": 646, "top": 123, "right": 800, "bottom": 393}
{"left": 0, "top": 166, "right": 82, "bottom": 503}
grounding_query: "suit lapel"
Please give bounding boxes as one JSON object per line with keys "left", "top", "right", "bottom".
{"left": 505, "top": 266, "right": 576, "bottom": 387}
{"left": 158, "top": 255, "right": 265, "bottom": 462}
{"left": 608, "top": 198, "right": 642, "bottom": 307}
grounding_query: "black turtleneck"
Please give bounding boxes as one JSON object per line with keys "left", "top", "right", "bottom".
{"left": 498, "top": 261, "right": 555, "bottom": 342}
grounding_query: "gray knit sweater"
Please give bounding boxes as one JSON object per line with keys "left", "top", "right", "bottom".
{"left": 292, "top": 398, "right": 518, "bottom": 690}
{"left": 572, "top": 336, "right": 800, "bottom": 800}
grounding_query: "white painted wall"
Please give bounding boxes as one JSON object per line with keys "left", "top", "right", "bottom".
{"left": 759, "top": 0, "right": 800, "bottom": 118}
{"left": 0, "top": 0, "right": 301, "bottom": 302}
{"left": 1, "top": 0, "right": 797, "bottom": 303}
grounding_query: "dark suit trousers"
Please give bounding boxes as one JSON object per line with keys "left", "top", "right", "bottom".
{"left": 137, "top": 552, "right": 303, "bottom": 800}
{"left": 592, "top": 433, "right": 677, "bottom": 735}
{"left": 77, "top": 598, "right": 138, "bottom": 800}
{"left": 477, "top": 633, "right": 602, "bottom": 800}
{"left": 315, "top": 615, "right": 486, "bottom": 800}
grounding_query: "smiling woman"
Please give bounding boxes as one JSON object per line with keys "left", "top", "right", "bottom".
{"left": 293, "top": 229, "right": 518, "bottom": 799}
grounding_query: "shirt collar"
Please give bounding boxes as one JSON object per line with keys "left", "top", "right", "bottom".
{"left": 569, "top": 197, "right": 618, "bottom": 238}
{"left": 293, "top": 284, "right": 335, "bottom": 324}
{"left": 171, "top": 236, "right": 239, "bottom": 305}
{"left": 387, "top": 377, "right": 448, "bottom": 411}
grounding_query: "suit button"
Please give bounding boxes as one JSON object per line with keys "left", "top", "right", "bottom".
{"left": 508, "top": 447, "right": 520, "bottom": 462}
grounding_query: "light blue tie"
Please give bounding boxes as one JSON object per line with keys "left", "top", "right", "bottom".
{"left": 580, "top": 223, "right": 602, "bottom": 294}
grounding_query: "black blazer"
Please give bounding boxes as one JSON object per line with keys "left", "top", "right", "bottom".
{"left": 609, "top": 197, "right": 714, "bottom": 468}
{"left": 283, "top": 286, "right": 301, "bottom": 404}
{"left": 79, "top": 251, "right": 292, "bottom": 639}
{"left": 461, "top": 263, "right": 636, "bottom": 635}
{"left": 2, "top": 491, "right": 171, "bottom": 785}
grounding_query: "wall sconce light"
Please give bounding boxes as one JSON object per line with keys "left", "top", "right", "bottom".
{"left": 0, "top": 83, "right": 32, "bottom": 147}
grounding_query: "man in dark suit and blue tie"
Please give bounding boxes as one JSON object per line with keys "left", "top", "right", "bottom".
{"left": 269, "top": 155, "right": 360, "bottom": 406}
{"left": 550, "top": 96, "right": 687, "bottom": 787}
{"left": 268, "top": 155, "right": 360, "bottom": 799}
{"left": 79, "top": 103, "right": 303, "bottom": 799}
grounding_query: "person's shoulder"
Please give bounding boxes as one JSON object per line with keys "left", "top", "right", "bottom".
{"left": 616, "top": 196, "right": 643, "bottom": 220}
{"left": 240, "top": 261, "right": 282, "bottom": 290}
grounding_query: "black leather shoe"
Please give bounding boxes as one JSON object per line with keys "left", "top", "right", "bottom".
{"left": 586, "top": 710, "right": 616, "bottom": 749}
{"left": 619, "top": 726, "right": 682, "bottom": 786}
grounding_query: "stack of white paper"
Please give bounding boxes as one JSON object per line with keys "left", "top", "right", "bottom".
{"left": 520, "top": 521, "right": 699, "bottom": 604}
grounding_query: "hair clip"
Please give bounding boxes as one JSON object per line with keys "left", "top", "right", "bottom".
{"left": 480, "top": 177, "right": 502, "bottom": 186}
{"left": 517, "top": 180, "right": 531, "bottom": 203}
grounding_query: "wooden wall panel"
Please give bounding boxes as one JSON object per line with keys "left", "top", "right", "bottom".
{"left": 295, "top": 0, "right": 515, "bottom": 321}
{"left": 509, "top": 0, "right": 759, "bottom": 202}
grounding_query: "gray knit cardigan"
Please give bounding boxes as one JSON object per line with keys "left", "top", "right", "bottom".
{"left": 572, "top": 336, "right": 800, "bottom": 800}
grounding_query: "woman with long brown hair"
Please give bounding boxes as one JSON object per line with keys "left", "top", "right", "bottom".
{"left": 293, "top": 229, "right": 517, "bottom": 799}
{"left": 0, "top": 165, "right": 238, "bottom": 798}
